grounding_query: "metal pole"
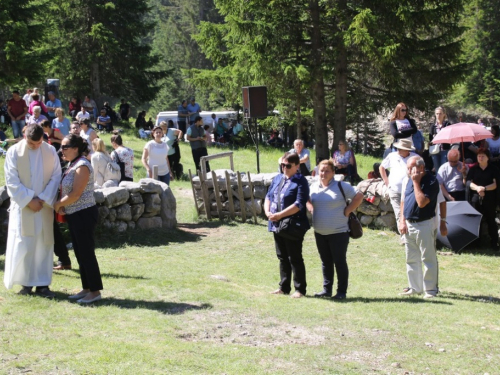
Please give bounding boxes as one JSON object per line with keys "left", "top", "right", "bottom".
{"left": 255, "top": 118, "right": 260, "bottom": 173}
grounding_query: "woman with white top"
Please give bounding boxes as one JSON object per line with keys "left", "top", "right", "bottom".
{"left": 307, "top": 159, "right": 363, "bottom": 300}
{"left": 389, "top": 102, "right": 417, "bottom": 146}
{"left": 79, "top": 118, "right": 97, "bottom": 144}
{"left": 160, "top": 120, "right": 183, "bottom": 179}
{"left": 91, "top": 138, "right": 119, "bottom": 188}
{"left": 142, "top": 125, "right": 173, "bottom": 185}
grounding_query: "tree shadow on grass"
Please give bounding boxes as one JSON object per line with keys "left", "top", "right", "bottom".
{"left": 95, "top": 221, "right": 237, "bottom": 249}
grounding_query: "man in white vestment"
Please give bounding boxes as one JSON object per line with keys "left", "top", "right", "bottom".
{"left": 4, "top": 124, "right": 61, "bottom": 297}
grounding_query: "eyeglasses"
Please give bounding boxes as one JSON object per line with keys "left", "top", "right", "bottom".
{"left": 281, "top": 163, "right": 293, "bottom": 170}
{"left": 61, "top": 145, "right": 75, "bottom": 150}
{"left": 401, "top": 109, "right": 408, "bottom": 112}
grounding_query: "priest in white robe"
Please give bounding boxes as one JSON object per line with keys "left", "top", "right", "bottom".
{"left": 3, "top": 124, "right": 61, "bottom": 296}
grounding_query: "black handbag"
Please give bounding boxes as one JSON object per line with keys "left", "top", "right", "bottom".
{"left": 112, "top": 150, "right": 127, "bottom": 182}
{"left": 338, "top": 181, "right": 363, "bottom": 239}
{"left": 274, "top": 176, "right": 308, "bottom": 240}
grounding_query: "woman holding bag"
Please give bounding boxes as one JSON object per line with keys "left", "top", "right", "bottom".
{"left": 264, "top": 152, "right": 310, "bottom": 298}
{"left": 307, "top": 159, "right": 363, "bottom": 300}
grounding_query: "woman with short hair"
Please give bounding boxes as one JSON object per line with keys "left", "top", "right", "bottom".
{"left": 27, "top": 106, "right": 48, "bottom": 126}
{"left": 52, "top": 108, "right": 71, "bottom": 136}
{"left": 54, "top": 134, "right": 103, "bottom": 303}
{"left": 307, "top": 159, "right": 363, "bottom": 299}
{"left": 41, "top": 119, "right": 63, "bottom": 150}
{"left": 264, "top": 152, "right": 310, "bottom": 298}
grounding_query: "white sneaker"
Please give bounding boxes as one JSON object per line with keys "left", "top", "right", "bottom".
{"left": 424, "top": 293, "right": 437, "bottom": 299}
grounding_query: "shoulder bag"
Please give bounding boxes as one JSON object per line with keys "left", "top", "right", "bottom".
{"left": 338, "top": 181, "right": 363, "bottom": 239}
{"left": 112, "top": 150, "right": 127, "bottom": 182}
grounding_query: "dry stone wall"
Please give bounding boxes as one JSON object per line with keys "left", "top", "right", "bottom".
{"left": 0, "top": 178, "right": 176, "bottom": 245}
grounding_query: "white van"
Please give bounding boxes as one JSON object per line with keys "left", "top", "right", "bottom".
{"left": 155, "top": 110, "right": 238, "bottom": 128}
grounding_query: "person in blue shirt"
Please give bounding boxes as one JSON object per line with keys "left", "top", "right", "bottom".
{"left": 412, "top": 125, "right": 425, "bottom": 155}
{"left": 186, "top": 97, "right": 201, "bottom": 125}
{"left": 177, "top": 100, "right": 189, "bottom": 134}
{"left": 96, "top": 109, "right": 112, "bottom": 132}
{"left": 45, "top": 91, "right": 62, "bottom": 123}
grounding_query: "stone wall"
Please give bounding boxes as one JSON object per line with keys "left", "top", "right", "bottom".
{"left": 192, "top": 170, "right": 397, "bottom": 229}
{"left": 0, "top": 178, "right": 176, "bottom": 244}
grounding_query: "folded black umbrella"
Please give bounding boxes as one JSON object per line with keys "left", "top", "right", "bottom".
{"left": 437, "top": 201, "right": 482, "bottom": 252}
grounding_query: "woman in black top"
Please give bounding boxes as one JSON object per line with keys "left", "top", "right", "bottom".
{"left": 429, "top": 106, "right": 452, "bottom": 172}
{"left": 466, "top": 148, "right": 499, "bottom": 250}
{"left": 389, "top": 102, "right": 417, "bottom": 144}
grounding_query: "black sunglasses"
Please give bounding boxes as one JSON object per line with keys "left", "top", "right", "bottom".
{"left": 281, "top": 163, "right": 293, "bottom": 170}
{"left": 61, "top": 145, "right": 76, "bottom": 150}
{"left": 401, "top": 108, "right": 408, "bottom": 112}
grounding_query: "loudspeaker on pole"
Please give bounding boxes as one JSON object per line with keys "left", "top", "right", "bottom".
{"left": 242, "top": 86, "right": 268, "bottom": 118}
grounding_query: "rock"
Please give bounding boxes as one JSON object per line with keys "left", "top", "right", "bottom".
{"left": 210, "top": 275, "right": 229, "bottom": 282}
{"left": 131, "top": 203, "right": 145, "bottom": 221}
{"left": 113, "top": 221, "right": 128, "bottom": 233}
{"left": 143, "top": 193, "right": 161, "bottom": 215}
{"left": 391, "top": 363, "right": 401, "bottom": 368}
{"left": 108, "top": 208, "right": 117, "bottom": 222}
{"left": 139, "top": 178, "right": 163, "bottom": 194}
{"left": 129, "top": 192, "right": 143, "bottom": 204}
{"left": 357, "top": 201, "right": 381, "bottom": 216}
{"left": 374, "top": 214, "right": 396, "bottom": 229}
{"left": 360, "top": 215, "right": 374, "bottom": 226}
{"left": 127, "top": 221, "right": 136, "bottom": 230}
{"left": 159, "top": 183, "right": 177, "bottom": 229}
{"left": 378, "top": 200, "right": 394, "bottom": 212}
{"left": 93, "top": 189, "right": 105, "bottom": 204}
{"left": 246, "top": 199, "right": 262, "bottom": 215}
{"left": 115, "top": 204, "right": 132, "bottom": 221}
{"left": 141, "top": 212, "right": 161, "bottom": 218}
{"left": 136, "top": 216, "right": 163, "bottom": 230}
{"left": 253, "top": 185, "right": 268, "bottom": 199}
{"left": 119, "top": 181, "right": 142, "bottom": 193}
{"left": 102, "top": 219, "right": 113, "bottom": 230}
{"left": 97, "top": 206, "right": 110, "bottom": 223}
{"left": 102, "top": 187, "right": 130, "bottom": 208}
{"left": 439, "top": 348, "right": 446, "bottom": 353}
{"left": 242, "top": 185, "right": 252, "bottom": 199}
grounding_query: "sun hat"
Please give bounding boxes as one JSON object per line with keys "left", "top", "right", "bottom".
{"left": 393, "top": 139, "right": 414, "bottom": 151}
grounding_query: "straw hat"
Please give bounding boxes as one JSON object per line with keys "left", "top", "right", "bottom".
{"left": 393, "top": 139, "right": 414, "bottom": 151}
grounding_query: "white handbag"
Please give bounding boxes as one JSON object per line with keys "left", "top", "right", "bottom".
{"left": 429, "top": 144, "right": 440, "bottom": 155}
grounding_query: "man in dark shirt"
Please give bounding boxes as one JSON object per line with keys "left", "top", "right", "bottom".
{"left": 399, "top": 156, "right": 447, "bottom": 299}
{"left": 177, "top": 100, "right": 189, "bottom": 134}
{"left": 119, "top": 99, "right": 130, "bottom": 121}
{"left": 186, "top": 116, "right": 210, "bottom": 173}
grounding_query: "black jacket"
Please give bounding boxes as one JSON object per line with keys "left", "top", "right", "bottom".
{"left": 429, "top": 120, "right": 452, "bottom": 150}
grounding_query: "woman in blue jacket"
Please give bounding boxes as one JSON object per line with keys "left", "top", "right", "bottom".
{"left": 264, "top": 152, "right": 310, "bottom": 298}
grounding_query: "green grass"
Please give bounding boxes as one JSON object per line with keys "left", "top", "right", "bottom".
{"left": 1, "top": 123, "right": 499, "bottom": 374}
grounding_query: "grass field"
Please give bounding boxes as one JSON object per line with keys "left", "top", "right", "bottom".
{"left": 0, "top": 123, "right": 499, "bottom": 374}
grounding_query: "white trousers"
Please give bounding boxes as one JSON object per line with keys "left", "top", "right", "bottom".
{"left": 404, "top": 219, "right": 438, "bottom": 295}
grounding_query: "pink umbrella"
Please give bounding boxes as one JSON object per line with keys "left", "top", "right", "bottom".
{"left": 431, "top": 122, "right": 492, "bottom": 144}
{"left": 431, "top": 122, "right": 492, "bottom": 161}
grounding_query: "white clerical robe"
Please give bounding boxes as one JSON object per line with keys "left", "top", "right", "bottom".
{"left": 3, "top": 141, "right": 61, "bottom": 289}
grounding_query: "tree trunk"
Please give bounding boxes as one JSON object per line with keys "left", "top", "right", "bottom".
{"left": 309, "top": 0, "right": 328, "bottom": 158}
{"left": 333, "top": 2, "right": 348, "bottom": 152}
{"left": 296, "top": 89, "right": 302, "bottom": 141}
{"left": 91, "top": 62, "right": 100, "bottom": 105}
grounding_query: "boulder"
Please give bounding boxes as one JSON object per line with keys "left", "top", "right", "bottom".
{"left": 139, "top": 178, "right": 163, "bottom": 194}
{"left": 102, "top": 187, "right": 130, "bottom": 208}
{"left": 136, "top": 216, "right": 163, "bottom": 230}
{"left": 129, "top": 192, "right": 143, "bottom": 204}
{"left": 357, "top": 201, "right": 381, "bottom": 216}
{"left": 116, "top": 204, "right": 132, "bottom": 222}
{"left": 378, "top": 200, "right": 394, "bottom": 212}
{"left": 360, "top": 215, "right": 374, "bottom": 226}
{"left": 127, "top": 221, "right": 136, "bottom": 230}
{"left": 108, "top": 208, "right": 117, "bottom": 222}
{"left": 246, "top": 199, "right": 262, "bottom": 215}
{"left": 131, "top": 203, "right": 145, "bottom": 221}
{"left": 102, "top": 219, "right": 113, "bottom": 230}
{"left": 364, "top": 195, "right": 381, "bottom": 206}
{"left": 375, "top": 214, "right": 397, "bottom": 229}
{"left": 113, "top": 220, "right": 128, "bottom": 233}
{"left": 119, "top": 181, "right": 142, "bottom": 193}
{"left": 93, "top": 189, "right": 105, "bottom": 204}
{"left": 158, "top": 182, "right": 177, "bottom": 228}
{"left": 97, "top": 206, "right": 110, "bottom": 223}
{"left": 143, "top": 193, "right": 161, "bottom": 215}
{"left": 242, "top": 185, "right": 252, "bottom": 199}
{"left": 253, "top": 185, "right": 268, "bottom": 199}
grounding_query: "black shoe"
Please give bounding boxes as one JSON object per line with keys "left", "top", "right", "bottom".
{"left": 332, "top": 293, "right": 347, "bottom": 300}
{"left": 17, "top": 286, "right": 33, "bottom": 295}
{"left": 35, "top": 287, "right": 55, "bottom": 299}
{"left": 314, "top": 290, "right": 332, "bottom": 298}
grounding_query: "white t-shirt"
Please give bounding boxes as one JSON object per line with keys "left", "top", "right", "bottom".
{"left": 144, "top": 140, "right": 170, "bottom": 176}
{"left": 76, "top": 111, "right": 90, "bottom": 121}
{"left": 395, "top": 119, "right": 414, "bottom": 144}
{"left": 381, "top": 151, "right": 417, "bottom": 193}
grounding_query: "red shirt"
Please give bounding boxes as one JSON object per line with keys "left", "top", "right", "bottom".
{"left": 8, "top": 98, "right": 27, "bottom": 118}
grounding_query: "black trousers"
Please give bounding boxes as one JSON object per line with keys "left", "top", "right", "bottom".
{"left": 66, "top": 205, "right": 103, "bottom": 291}
{"left": 273, "top": 232, "right": 307, "bottom": 295}
{"left": 178, "top": 121, "right": 187, "bottom": 134}
{"left": 314, "top": 231, "right": 350, "bottom": 294}
{"left": 191, "top": 147, "right": 210, "bottom": 174}
{"left": 53, "top": 216, "right": 70, "bottom": 265}
{"left": 448, "top": 190, "right": 466, "bottom": 201}
{"left": 471, "top": 192, "right": 498, "bottom": 246}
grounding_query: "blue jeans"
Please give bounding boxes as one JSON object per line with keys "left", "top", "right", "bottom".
{"left": 432, "top": 150, "right": 448, "bottom": 172}
{"left": 11, "top": 120, "right": 25, "bottom": 138}
{"left": 158, "top": 173, "right": 171, "bottom": 186}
